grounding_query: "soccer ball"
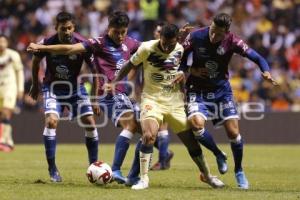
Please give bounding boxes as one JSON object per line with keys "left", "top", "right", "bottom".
{"left": 86, "top": 161, "right": 112, "bottom": 185}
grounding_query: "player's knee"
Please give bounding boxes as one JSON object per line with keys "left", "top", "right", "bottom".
{"left": 142, "top": 131, "right": 156, "bottom": 145}
{"left": 225, "top": 121, "right": 240, "bottom": 139}
{"left": 46, "top": 118, "right": 58, "bottom": 129}
{"left": 189, "top": 116, "right": 205, "bottom": 130}
{"left": 81, "top": 116, "right": 96, "bottom": 131}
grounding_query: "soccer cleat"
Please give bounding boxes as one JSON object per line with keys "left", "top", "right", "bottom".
{"left": 125, "top": 176, "right": 140, "bottom": 186}
{"left": 112, "top": 170, "right": 127, "bottom": 184}
{"left": 150, "top": 150, "right": 174, "bottom": 171}
{"left": 131, "top": 177, "right": 149, "bottom": 190}
{"left": 235, "top": 170, "right": 249, "bottom": 190}
{"left": 200, "top": 173, "right": 225, "bottom": 188}
{"left": 216, "top": 152, "right": 228, "bottom": 174}
{"left": 0, "top": 143, "right": 14, "bottom": 152}
{"left": 49, "top": 169, "right": 62, "bottom": 182}
{"left": 164, "top": 150, "right": 174, "bottom": 169}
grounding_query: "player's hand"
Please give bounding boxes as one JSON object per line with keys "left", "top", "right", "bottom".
{"left": 28, "top": 84, "right": 40, "bottom": 100}
{"left": 27, "top": 43, "right": 41, "bottom": 53}
{"left": 262, "top": 71, "right": 278, "bottom": 86}
{"left": 180, "top": 23, "right": 195, "bottom": 34}
{"left": 103, "top": 82, "right": 114, "bottom": 93}
{"left": 178, "top": 23, "right": 195, "bottom": 42}
{"left": 172, "top": 71, "right": 185, "bottom": 85}
{"left": 92, "top": 104, "right": 101, "bottom": 116}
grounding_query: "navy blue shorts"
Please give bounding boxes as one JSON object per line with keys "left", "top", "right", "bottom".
{"left": 99, "top": 93, "right": 140, "bottom": 127}
{"left": 42, "top": 84, "right": 93, "bottom": 119}
{"left": 187, "top": 83, "right": 239, "bottom": 127}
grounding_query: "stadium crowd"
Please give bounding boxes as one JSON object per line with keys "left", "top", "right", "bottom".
{"left": 0, "top": 0, "right": 300, "bottom": 112}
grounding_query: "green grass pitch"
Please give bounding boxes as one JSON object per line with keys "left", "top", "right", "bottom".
{"left": 0, "top": 144, "right": 300, "bottom": 200}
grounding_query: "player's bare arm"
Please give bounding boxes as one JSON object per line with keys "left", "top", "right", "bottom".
{"left": 27, "top": 42, "right": 86, "bottom": 55}
{"left": 28, "top": 55, "right": 42, "bottom": 100}
{"left": 90, "top": 67, "right": 101, "bottom": 116}
{"left": 104, "top": 61, "right": 137, "bottom": 93}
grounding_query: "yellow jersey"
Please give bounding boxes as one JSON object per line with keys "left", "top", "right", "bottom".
{"left": 130, "top": 40, "right": 184, "bottom": 105}
{"left": 0, "top": 48, "right": 24, "bottom": 96}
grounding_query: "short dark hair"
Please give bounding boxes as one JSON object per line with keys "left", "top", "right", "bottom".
{"left": 155, "top": 21, "right": 166, "bottom": 28}
{"left": 108, "top": 11, "right": 129, "bottom": 28}
{"left": 160, "top": 24, "right": 179, "bottom": 39}
{"left": 213, "top": 13, "right": 232, "bottom": 30}
{"left": 56, "top": 11, "right": 75, "bottom": 25}
{"left": 0, "top": 34, "right": 8, "bottom": 40}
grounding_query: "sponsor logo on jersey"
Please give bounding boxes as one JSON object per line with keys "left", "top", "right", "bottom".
{"left": 205, "top": 60, "right": 219, "bottom": 79}
{"left": 55, "top": 65, "right": 70, "bottom": 79}
{"left": 198, "top": 47, "right": 206, "bottom": 53}
{"left": 147, "top": 51, "right": 182, "bottom": 71}
{"left": 122, "top": 44, "right": 128, "bottom": 51}
{"left": 69, "top": 54, "right": 77, "bottom": 60}
{"left": 0, "top": 57, "right": 12, "bottom": 69}
{"left": 151, "top": 73, "right": 164, "bottom": 82}
{"left": 216, "top": 46, "right": 225, "bottom": 55}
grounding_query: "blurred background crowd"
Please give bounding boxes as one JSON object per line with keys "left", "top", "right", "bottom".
{"left": 0, "top": 0, "right": 300, "bottom": 112}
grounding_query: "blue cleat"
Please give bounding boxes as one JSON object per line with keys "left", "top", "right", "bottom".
{"left": 112, "top": 170, "right": 127, "bottom": 184}
{"left": 235, "top": 170, "right": 249, "bottom": 189}
{"left": 49, "top": 169, "right": 62, "bottom": 182}
{"left": 216, "top": 152, "right": 228, "bottom": 174}
{"left": 125, "top": 176, "right": 140, "bottom": 186}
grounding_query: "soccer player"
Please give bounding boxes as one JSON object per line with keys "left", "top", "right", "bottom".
{"left": 107, "top": 23, "right": 225, "bottom": 190}
{"left": 28, "top": 11, "right": 141, "bottom": 184}
{"left": 180, "top": 13, "right": 278, "bottom": 189}
{"left": 0, "top": 35, "right": 24, "bottom": 152}
{"left": 28, "top": 12, "right": 99, "bottom": 182}
{"left": 150, "top": 21, "right": 174, "bottom": 171}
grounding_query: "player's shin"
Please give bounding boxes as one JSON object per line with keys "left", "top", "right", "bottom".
{"left": 85, "top": 129, "right": 99, "bottom": 164}
{"left": 230, "top": 134, "right": 243, "bottom": 172}
{"left": 112, "top": 129, "right": 134, "bottom": 171}
{"left": 0, "top": 119, "right": 13, "bottom": 149}
{"left": 139, "top": 144, "right": 153, "bottom": 181}
{"left": 43, "top": 128, "right": 57, "bottom": 171}
{"left": 157, "top": 130, "right": 169, "bottom": 167}
{"left": 193, "top": 128, "right": 222, "bottom": 156}
{"left": 126, "top": 139, "right": 142, "bottom": 185}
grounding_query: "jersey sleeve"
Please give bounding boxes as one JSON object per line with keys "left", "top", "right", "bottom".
{"left": 131, "top": 39, "right": 141, "bottom": 55}
{"left": 11, "top": 51, "right": 23, "bottom": 71}
{"left": 130, "top": 42, "right": 149, "bottom": 66}
{"left": 179, "top": 33, "right": 193, "bottom": 71}
{"left": 83, "top": 52, "right": 94, "bottom": 70}
{"left": 82, "top": 37, "right": 103, "bottom": 55}
{"left": 232, "top": 34, "right": 250, "bottom": 56}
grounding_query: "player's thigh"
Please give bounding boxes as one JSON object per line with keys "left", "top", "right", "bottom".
{"left": 0, "top": 94, "right": 16, "bottom": 119}
{"left": 103, "top": 93, "right": 138, "bottom": 128}
{"left": 159, "top": 121, "right": 168, "bottom": 131}
{"left": 118, "top": 111, "right": 138, "bottom": 132}
{"left": 73, "top": 85, "right": 94, "bottom": 119}
{"left": 165, "top": 105, "right": 189, "bottom": 134}
{"left": 42, "top": 87, "right": 63, "bottom": 118}
{"left": 0, "top": 96, "right": 16, "bottom": 120}
{"left": 140, "top": 98, "right": 164, "bottom": 131}
{"left": 186, "top": 92, "right": 209, "bottom": 129}
{"left": 212, "top": 94, "right": 239, "bottom": 128}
